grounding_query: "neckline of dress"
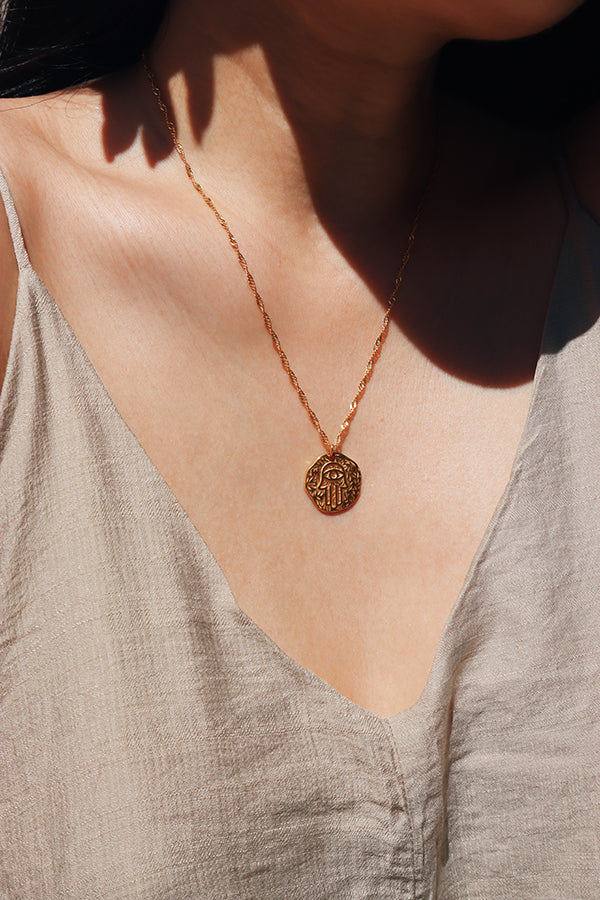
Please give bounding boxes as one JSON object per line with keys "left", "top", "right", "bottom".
{"left": 0, "top": 170, "right": 579, "bottom": 729}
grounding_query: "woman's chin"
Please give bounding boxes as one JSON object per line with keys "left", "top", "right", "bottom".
{"left": 451, "top": 0, "right": 586, "bottom": 42}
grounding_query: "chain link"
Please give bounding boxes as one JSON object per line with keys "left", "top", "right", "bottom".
{"left": 144, "top": 56, "right": 434, "bottom": 458}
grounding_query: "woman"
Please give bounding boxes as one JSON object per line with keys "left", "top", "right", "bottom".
{"left": 1, "top": 0, "right": 599, "bottom": 895}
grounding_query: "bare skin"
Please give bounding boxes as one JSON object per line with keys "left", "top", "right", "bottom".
{"left": 0, "top": 0, "right": 596, "bottom": 716}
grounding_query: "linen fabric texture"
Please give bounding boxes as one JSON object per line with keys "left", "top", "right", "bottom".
{"left": 1, "top": 165, "right": 600, "bottom": 899}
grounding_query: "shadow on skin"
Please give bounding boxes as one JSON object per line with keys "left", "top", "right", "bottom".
{"left": 98, "top": 8, "right": 597, "bottom": 392}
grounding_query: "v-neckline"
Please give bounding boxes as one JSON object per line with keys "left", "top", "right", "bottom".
{"left": 2, "top": 177, "right": 575, "bottom": 729}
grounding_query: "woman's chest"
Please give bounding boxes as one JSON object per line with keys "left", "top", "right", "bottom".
{"left": 36, "top": 257, "right": 537, "bottom": 716}
{"left": 16, "top": 157, "right": 557, "bottom": 716}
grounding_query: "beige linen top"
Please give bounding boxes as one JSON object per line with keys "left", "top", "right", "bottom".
{"left": 1, "top": 163, "right": 600, "bottom": 900}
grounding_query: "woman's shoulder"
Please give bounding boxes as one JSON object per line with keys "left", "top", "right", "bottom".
{"left": 0, "top": 91, "right": 69, "bottom": 164}
{"left": 0, "top": 176, "right": 17, "bottom": 393}
{"left": 0, "top": 87, "right": 106, "bottom": 392}
{"left": 0, "top": 98, "right": 35, "bottom": 392}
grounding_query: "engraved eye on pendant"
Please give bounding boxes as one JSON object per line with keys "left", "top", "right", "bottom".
{"left": 305, "top": 452, "right": 361, "bottom": 515}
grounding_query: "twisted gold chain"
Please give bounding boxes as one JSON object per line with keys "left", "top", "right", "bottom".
{"left": 143, "top": 57, "right": 433, "bottom": 459}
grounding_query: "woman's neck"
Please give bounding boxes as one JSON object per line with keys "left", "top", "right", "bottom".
{"left": 148, "top": 0, "right": 443, "bottom": 236}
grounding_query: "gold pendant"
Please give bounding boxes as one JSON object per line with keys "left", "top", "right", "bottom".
{"left": 305, "top": 452, "right": 361, "bottom": 515}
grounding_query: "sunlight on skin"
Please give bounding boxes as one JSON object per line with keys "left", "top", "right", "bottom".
{"left": 0, "top": 0, "right": 588, "bottom": 715}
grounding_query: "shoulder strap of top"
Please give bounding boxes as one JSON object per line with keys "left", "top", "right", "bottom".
{"left": 0, "top": 165, "right": 31, "bottom": 272}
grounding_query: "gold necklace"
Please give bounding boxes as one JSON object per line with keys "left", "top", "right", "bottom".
{"left": 144, "top": 57, "right": 433, "bottom": 515}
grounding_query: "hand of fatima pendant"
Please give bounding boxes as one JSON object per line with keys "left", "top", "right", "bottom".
{"left": 305, "top": 452, "right": 361, "bottom": 514}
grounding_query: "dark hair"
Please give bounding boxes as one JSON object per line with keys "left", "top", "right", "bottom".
{"left": 0, "top": 0, "right": 168, "bottom": 97}
{"left": 0, "top": 0, "right": 599, "bottom": 127}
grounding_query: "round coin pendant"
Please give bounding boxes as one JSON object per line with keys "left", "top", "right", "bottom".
{"left": 305, "top": 452, "right": 362, "bottom": 515}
